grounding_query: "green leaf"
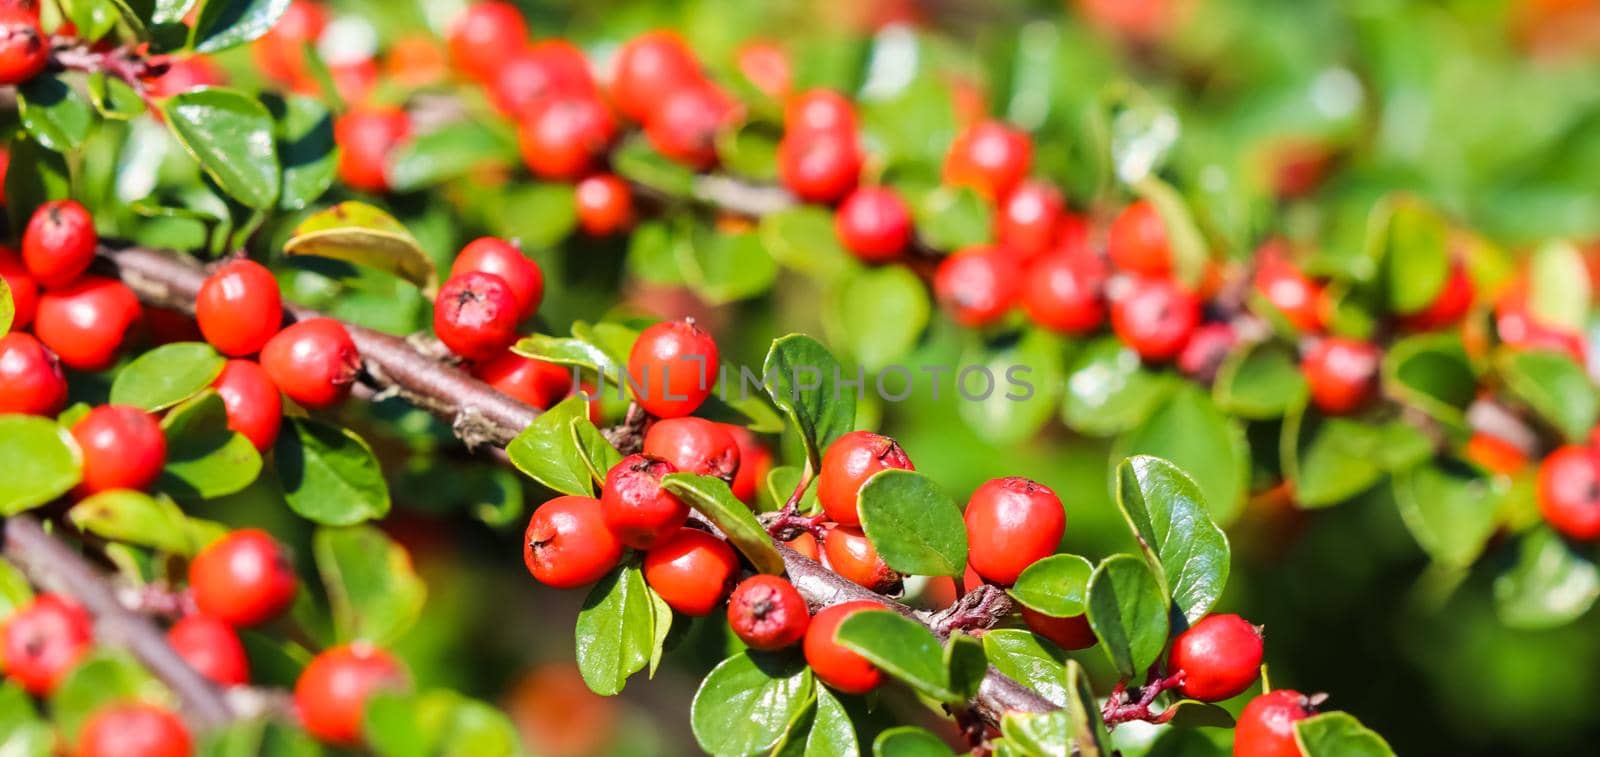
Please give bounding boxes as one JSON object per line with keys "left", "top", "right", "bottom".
{"left": 912, "top": 185, "right": 990, "bottom": 250}
{"left": 1528, "top": 240, "right": 1591, "bottom": 332}
{"left": 364, "top": 689, "right": 522, "bottom": 757}
{"left": 159, "top": 391, "right": 262, "bottom": 500}
{"left": 511, "top": 335, "right": 621, "bottom": 378}
{"left": 1064, "top": 659, "right": 1111, "bottom": 756}
{"left": 1382, "top": 333, "right": 1474, "bottom": 430}
{"left": 1381, "top": 201, "right": 1450, "bottom": 315}
{"left": 199, "top": 717, "right": 323, "bottom": 757}
{"left": 505, "top": 397, "right": 595, "bottom": 498}
{"left": 1212, "top": 341, "right": 1307, "bottom": 420}
{"left": 1162, "top": 700, "right": 1236, "bottom": 729}
{"left": 1114, "top": 385, "right": 1247, "bottom": 526}
{"left": 50, "top": 652, "right": 168, "bottom": 743}
{"left": 804, "top": 687, "right": 859, "bottom": 757}
{"left": 1008, "top": 554, "right": 1093, "bottom": 618}
{"left": 1393, "top": 458, "right": 1500, "bottom": 568}
{"left": 110, "top": 342, "right": 225, "bottom": 411}
{"left": 612, "top": 135, "right": 695, "bottom": 197}
{"left": 857, "top": 469, "right": 967, "bottom": 578}
{"left": 1294, "top": 712, "right": 1396, "bottom": 757}
{"left": 88, "top": 72, "right": 146, "bottom": 120}
{"left": 61, "top": 0, "right": 123, "bottom": 42}
{"left": 1, "top": 278, "right": 12, "bottom": 337}
{"left": 958, "top": 330, "right": 1065, "bottom": 446}
{"left": 571, "top": 417, "right": 622, "bottom": 489}
{"left": 691, "top": 652, "right": 814, "bottom": 756}
{"left": 715, "top": 121, "right": 781, "bottom": 181}
{"left": 266, "top": 94, "right": 337, "bottom": 211}
{"left": 647, "top": 589, "right": 672, "bottom": 678}
{"left": 4, "top": 138, "right": 70, "bottom": 232}
{"left": 1499, "top": 350, "right": 1598, "bottom": 443}
{"left": 660, "top": 473, "right": 785, "bottom": 575}
{"left": 944, "top": 632, "right": 987, "bottom": 701}
{"left": 1114, "top": 456, "right": 1231, "bottom": 623}
{"left": 575, "top": 565, "right": 656, "bottom": 696}
{"left": 495, "top": 183, "right": 578, "bottom": 250}
{"left": 824, "top": 266, "right": 929, "bottom": 372}
{"left": 1493, "top": 526, "right": 1600, "bottom": 629}
{"left": 0, "top": 681, "right": 53, "bottom": 757}
{"left": 872, "top": 727, "right": 955, "bottom": 757}
{"left": 161, "top": 87, "right": 281, "bottom": 209}
{"left": 982, "top": 630, "right": 1068, "bottom": 706}
{"left": 760, "top": 207, "right": 852, "bottom": 280}
{"left": 1085, "top": 554, "right": 1169, "bottom": 680}
{"left": 678, "top": 228, "right": 778, "bottom": 304}
{"left": 0, "top": 558, "right": 36, "bottom": 621}
{"left": 0, "top": 415, "right": 81, "bottom": 515}
{"left": 1281, "top": 408, "right": 1431, "bottom": 508}
{"left": 284, "top": 202, "right": 437, "bottom": 292}
{"left": 68, "top": 490, "right": 195, "bottom": 555}
{"left": 274, "top": 417, "right": 391, "bottom": 525}
{"left": 387, "top": 121, "right": 518, "bottom": 193}
{"left": 836, "top": 609, "right": 961, "bottom": 703}
{"left": 190, "top": 0, "right": 292, "bottom": 53}
{"left": 1001, "top": 710, "right": 1073, "bottom": 757}
{"left": 1061, "top": 337, "right": 1172, "bottom": 437}
{"left": 763, "top": 334, "right": 857, "bottom": 471}
{"left": 315, "top": 526, "right": 427, "bottom": 646}
{"left": 1133, "top": 176, "right": 1208, "bottom": 290}
{"left": 17, "top": 73, "right": 95, "bottom": 153}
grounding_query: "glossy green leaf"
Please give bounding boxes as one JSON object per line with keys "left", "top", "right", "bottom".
{"left": 836, "top": 609, "right": 961, "bottom": 703}
{"left": 0, "top": 415, "right": 81, "bottom": 515}
{"left": 17, "top": 73, "right": 95, "bottom": 152}
{"left": 284, "top": 202, "right": 436, "bottom": 292}
{"left": 982, "top": 630, "right": 1069, "bottom": 706}
{"left": 1085, "top": 554, "right": 1169, "bottom": 680}
{"left": 1114, "top": 385, "right": 1247, "bottom": 526}
{"left": 1493, "top": 526, "right": 1600, "bottom": 629}
{"left": 61, "top": 0, "right": 122, "bottom": 42}
{"left": 68, "top": 490, "right": 194, "bottom": 555}
{"left": 1295, "top": 712, "right": 1396, "bottom": 757}
{"left": 763, "top": 334, "right": 857, "bottom": 471}
{"left": 760, "top": 206, "right": 852, "bottom": 280}
{"left": 88, "top": 72, "right": 145, "bottom": 120}
{"left": 660, "top": 473, "right": 785, "bottom": 575}
{"left": 315, "top": 525, "right": 427, "bottom": 646}
{"left": 824, "top": 266, "right": 929, "bottom": 372}
{"left": 571, "top": 417, "right": 622, "bottom": 489}
{"left": 1213, "top": 341, "right": 1307, "bottom": 420}
{"left": 678, "top": 229, "right": 778, "bottom": 304}
{"left": 1064, "top": 659, "right": 1110, "bottom": 756}
{"left": 110, "top": 342, "right": 225, "bottom": 411}
{"left": 1062, "top": 337, "right": 1172, "bottom": 437}
{"left": 944, "top": 632, "right": 987, "bottom": 701}
{"left": 50, "top": 652, "right": 168, "bottom": 743}
{"left": 161, "top": 87, "right": 281, "bottom": 208}
{"left": 190, "top": 0, "right": 292, "bottom": 53}
{"left": 857, "top": 469, "right": 967, "bottom": 578}
{"left": 805, "top": 686, "right": 859, "bottom": 757}
{"left": 959, "top": 329, "right": 1066, "bottom": 445}
{"left": 511, "top": 335, "right": 621, "bottom": 378}
{"left": 1528, "top": 240, "right": 1591, "bottom": 332}
{"left": 1115, "top": 456, "right": 1231, "bottom": 623}
{"left": 1008, "top": 554, "right": 1093, "bottom": 618}
{"left": 1382, "top": 333, "right": 1474, "bottom": 430}
{"left": 646, "top": 589, "right": 672, "bottom": 679}
{"left": 387, "top": 120, "right": 517, "bottom": 193}
{"left": 159, "top": 391, "right": 262, "bottom": 500}
{"left": 274, "top": 417, "right": 391, "bottom": 525}
{"left": 1001, "top": 710, "right": 1073, "bottom": 757}
{"left": 505, "top": 397, "right": 595, "bottom": 497}
{"left": 1499, "top": 349, "right": 1598, "bottom": 443}
{"left": 691, "top": 652, "right": 814, "bottom": 756}
{"left": 575, "top": 564, "right": 657, "bottom": 696}
{"left": 871, "top": 727, "right": 955, "bottom": 756}
{"left": 913, "top": 185, "right": 990, "bottom": 250}
{"left": 1393, "top": 458, "right": 1501, "bottom": 568}
{"left": 266, "top": 94, "right": 337, "bottom": 211}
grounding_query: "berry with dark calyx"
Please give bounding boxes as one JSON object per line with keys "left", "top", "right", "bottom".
{"left": 1020, "top": 607, "right": 1097, "bottom": 651}
{"left": 1108, "top": 200, "right": 1172, "bottom": 276}
{"left": 213, "top": 359, "right": 283, "bottom": 452}
{"left": 1301, "top": 337, "right": 1380, "bottom": 415}
{"left": 334, "top": 106, "right": 411, "bottom": 193}
{"left": 778, "top": 129, "right": 862, "bottom": 203}
{"left": 816, "top": 430, "right": 914, "bottom": 527}
{"left": 518, "top": 95, "right": 617, "bottom": 180}
{"left": 823, "top": 526, "right": 901, "bottom": 594}
{"left": 34, "top": 275, "right": 142, "bottom": 372}
{"left": 23, "top": 200, "right": 98, "bottom": 290}
{"left": 996, "top": 180, "right": 1065, "bottom": 260}
{"left": 448, "top": 1, "right": 528, "bottom": 82}
{"left": 727, "top": 575, "right": 809, "bottom": 651}
{"left": 489, "top": 41, "right": 595, "bottom": 118}
{"left": 0, "top": 333, "right": 67, "bottom": 416}
{"left": 803, "top": 601, "right": 884, "bottom": 694}
{"left": 835, "top": 187, "right": 912, "bottom": 262}
{"left": 451, "top": 237, "right": 544, "bottom": 321}
{"left": 524, "top": 495, "right": 623, "bottom": 589}
{"left": 645, "top": 83, "right": 737, "bottom": 169}
{"left": 1537, "top": 445, "right": 1600, "bottom": 541}
{"left": 0, "top": 8, "right": 48, "bottom": 86}
{"left": 627, "top": 319, "right": 720, "bottom": 418}
{"left": 1169, "top": 613, "right": 1265, "bottom": 702}
{"left": 964, "top": 477, "right": 1065, "bottom": 585}
{"left": 189, "top": 529, "right": 299, "bottom": 627}
{"left": 76, "top": 703, "right": 191, "bottom": 757}
{"left": 1252, "top": 242, "right": 1324, "bottom": 333}
{"left": 1400, "top": 258, "right": 1473, "bottom": 331}
{"left": 472, "top": 351, "right": 572, "bottom": 409}
{"left": 609, "top": 30, "right": 701, "bottom": 123}
{"left": 0, "top": 246, "right": 38, "bottom": 328}
{"left": 942, "top": 120, "right": 1032, "bottom": 200}
{"left": 600, "top": 454, "right": 689, "bottom": 549}
{"left": 725, "top": 424, "right": 773, "bottom": 505}
{"left": 575, "top": 174, "right": 634, "bottom": 236}
{"left": 167, "top": 614, "right": 250, "bottom": 687}
{"left": 784, "top": 89, "right": 856, "bottom": 135}
{"left": 1234, "top": 689, "right": 1318, "bottom": 757}
{"left": 195, "top": 259, "right": 284, "bottom": 357}
{"left": 1177, "top": 322, "right": 1238, "bottom": 382}
{"left": 260, "top": 318, "right": 361, "bottom": 410}
{"left": 934, "top": 246, "right": 1023, "bottom": 328}
{"left": 1110, "top": 275, "right": 1200, "bottom": 362}
{"left": 434, "top": 272, "right": 523, "bottom": 362}
{"left": 0, "top": 593, "right": 93, "bottom": 695}
{"left": 294, "top": 643, "right": 409, "bottom": 747}
{"left": 642, "top": 528, "right": 739, "bottom": 616}
{"left": 1021, "top": 248, "right": 1106, "bottom": 334}
{"left": 642, "top": 416, "right": 741, "bottom": 481}
{"left": 71, "top": 405, "right": 166, "bottom": 494}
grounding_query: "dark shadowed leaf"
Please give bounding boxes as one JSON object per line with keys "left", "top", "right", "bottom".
{"left": 190, "top": 0, "right": 292, "bottom": 53}
{"left": 159, "top": 391, "right": 261, "bottom": 500}
{"left": 1393, "top": 458, "right": 1501, "bottom": 568}
{"left": 871, "top": 727, "right": 955, "bottom": 756}
{"left": 1493, "top": 526, "right": 1600, "bottom": 629}
{"left": 17, "top": 73, "right": 94, "bottom": 152}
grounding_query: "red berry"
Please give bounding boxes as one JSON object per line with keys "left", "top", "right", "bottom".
{"left": 167, "top": 614, "right": 250, "bottom": 687}
{"left": 451, "top": 237, "right": 544, "bottom": 321}
{"left": 735, "top": 40, "right": 790, "bottom": 99}
{"left": 645, "top": 83, "right": 737, "bottom": 169}
{"left": 1020, "top": 608, "right": 1097, "bottom": 650}
{"left": 195, "top": 259, "right": 283, "bottom": 357}
{"left": 188, "top": 529, "right": 299, "bottom": 627}
{"left": 1234, "top": 689, "right": 1315, "bottom": 757}
{"left": 642, "top": 528, "right": 739, "bottom": 616}
{"left": 489, "top": 41, "right": 595, "bottom": 118}
{"left": 0, "top": 9, "right": 48, "bottom": 86}
{"left": 448, "top": 1, "right": 529, "bottom": 82}
{"left": 0, "top": 245, "right": 40, "bottom": 328}
{"left": 964, "top": 477, "right": 1065, "bottom": 585}
{"left": 71, "top": 406, "right": 166, "bottom": 494}
{"left": 518, "top": 95, "right": 616, "bottom": 180}
{"left": 143, "top": 54, "right": 227, "bottom": 99}
{"left": 260, "top": 318, "right": 361, "bottom": 409}
{"left": 472, "top": 352, "right": 571, "bottom": 409}
{"left": 785, "top": 532, "right": 821, "bottom": 561}
{"left": 1110, "top": 276, "right": 1200, "bottom": 362}
{"left": 0, "top": 332, "right": 67, "bottom": 416}
{"left": 934, "top": 246, "right": 1022, "bottom": 328}
{"left": 1400, "top": 259, "right": 1473, "bottom": 331}
{"left": 803, "top": 601, "right": 884, "bottom": 694}
{"left": 996, "top": 180, "right": 1065, "bottom": 260}
{"left": 0, "top": 594, "right": 93, "bottom": 696}
{"left": 524, "top": 495, "right": 623, "bottom": 589}
{"left": 1177, "top": 322, "right": 1237, "bottom": 382}
{"left": 22, "top": 200, "right": 98, "bottom": 290}
{"left": 1108, "top": 200, "right": 1171, "bottom": 276}
{"left": 76, "top": 703, "right": 191, "bottom": 757}
{"left": 1537, "top": 445, "right": 1600, "bottom": 540}
{"left": 816, "top": 430, "right": 914, "bottom": 527}
{"left": 609, "top": 31, "right": 701, "bottom": 123}
{"left": 642, "top": 416, "right": 741, "bottom": 481}
{"left": 1169, "top": 613, "right": 1264, "bottom": 702}
{"left": 778, "top": 130, "right": 862, "bottom": 203}
{"left": 34, "top": 275, "right": 142, "bottom": 372}
{"left": 334, "top": 107, "right": 410, "bottom": 193}
{"left": 822, "top": 526, "right": 900, "bottom": 593}
{"left": 294, "top": 643, "right": 408, "bottom": 747}
{"left": 627, "top": 319, "right": 720, "bottom": 418}
{"left": 1301, "top": 338, "right": 1380, "bottom": 415}
{"left": 725, "top": 424, "right": 773, "bottom": 505}
{"left": 1252, "top": 243, "right": 1324, "bottom": 333}
{"left": 434, "top": 272, "right": 522, "bottom": 362}
{"left": 943, "top": 120, "right": 1032, "bottom": 200}
{"left": 1497, "top": 290, "right": 1587, "bottom": 363}
{"left": 727, "top": 575, "right": 810, "bottom": 651}
{"left": 600, "top": 454, "right": 689, "bottom": 550}
{"left": 213, "top": 360, "right": 283, "bottom": 451}
{"left": 1021, "top": 248, "right": 1106, "bottom": 334}
{"left": 835, "top": 188, "right": 912, "bottom": 262}
{"left": 575, "top": 174, "right": 634, "bottom": 236}
{"left": 254, "top": 1, "right": 327, "bottom": 87}
{"left": 784, "top": 89, "right": 856, "bottom": 136}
